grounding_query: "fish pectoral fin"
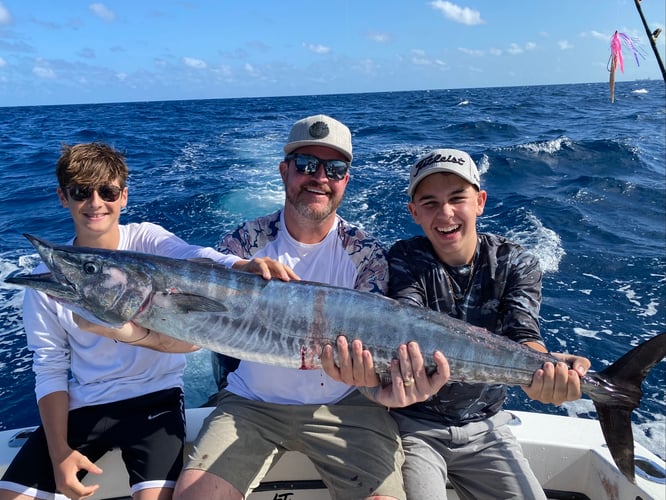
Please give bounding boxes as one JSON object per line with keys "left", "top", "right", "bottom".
{"left": 165, "top": 293, "right": 228, "bottom": 313}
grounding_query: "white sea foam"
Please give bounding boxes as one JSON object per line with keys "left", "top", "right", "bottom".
{"left": 505, "top": 213, "right": 564, "bottom": 274}
{"left": 517, "top": 137, "right": 572, "bottom": 155}
{"left": 572, "top": 327, "right": 602, "bottom": 339}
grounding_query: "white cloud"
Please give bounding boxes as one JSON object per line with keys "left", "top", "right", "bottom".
{"left": 303, "top": 42, "right": 331, "bottom": 55}
{"left": 430, "top": 1, "right": 484, "bottom": 26}
{"left": 587, "top": 30, "right": 610, "bottom": 41}
{"left": 558, "top": 40, "right": 574, "bottom": 50}
{"left": 507, "top": 43, "right": 523, "bottom": 55}
{"left": 0, "top": 2, "right": 11, "bottom": 24}
{"left": 458, "top": 47, "right": 484, "bottom": 56}
{"left": 33, "top": 66, "right": 56, "bottom": 79}
{"left": 89, "top": 3, "right": 116, "bottom": 22}
{"left": 526, "top": 42, "right": 537, "bottom": 51}
{"left": 0, "top": 57, "right": 6, "bottom": 67}
{"left": 182, "top": 57, "right": 207, "bottom": 69}
{"left": 489, "top": 47, "right": 502, "bottom": 56}
{"left": 366, "top": 31, "right": 392, "bottom": 43}
{"left": 244, "top": 63, "right": 260, "bottom": 77}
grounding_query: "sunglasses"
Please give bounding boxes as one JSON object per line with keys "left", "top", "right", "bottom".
{"left": 66, "top": 184, "right": 123, "bottom": 202}
{"left": 285, "top": 154, "right": 349, "bottom": 181}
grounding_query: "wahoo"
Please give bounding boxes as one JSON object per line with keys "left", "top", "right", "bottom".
{"left": 6, "top": 234, "right": 665, "bottom": 482}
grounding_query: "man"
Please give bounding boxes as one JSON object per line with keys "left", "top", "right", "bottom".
{"left": 325, "top": 148, "right": 590, "bottom": 499}
{"left": 174, "top": 114, "right": 415, "bottom": 500}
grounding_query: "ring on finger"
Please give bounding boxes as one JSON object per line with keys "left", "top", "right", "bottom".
{"left": 403, "top": 375, "right": 415, "bottom": 387}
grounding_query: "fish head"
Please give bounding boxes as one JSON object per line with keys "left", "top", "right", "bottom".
{"left": 5, "top": 234, "right": 154, "bottom": 328}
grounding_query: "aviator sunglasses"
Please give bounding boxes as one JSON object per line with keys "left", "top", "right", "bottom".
{"left": 285, "top": 154, "right": 349, "bottom": 181}
{"left": 66, "top": 184, "right": 123, "bottom": 202}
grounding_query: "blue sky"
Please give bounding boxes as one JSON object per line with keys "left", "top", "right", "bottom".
{"left": 0, "top": 1, "right": 664, "bottom": 107}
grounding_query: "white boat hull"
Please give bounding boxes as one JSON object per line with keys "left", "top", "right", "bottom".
{"left": 1, "top": 408, "right": 664, "bottom": 500}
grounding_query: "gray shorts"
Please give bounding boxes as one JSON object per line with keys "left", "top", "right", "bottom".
{"left": 392, "top": 410, "right": 545, "bottom": 500}
{"left": 185, "top": 390, "right": 405, "bottom": 500}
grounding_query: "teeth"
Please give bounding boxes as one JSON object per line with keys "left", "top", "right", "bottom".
{"left": 436, "top": 225, "right": 459, "bottom": 234}
{"left": 305, "top": 187, "right": 327, "bottom": 195}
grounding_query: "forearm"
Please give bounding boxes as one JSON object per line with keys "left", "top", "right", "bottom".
{"left": 73, "top": 314, "right": 200, "bottom": 353}
{"left": 118, "top": 326, "right": 200, "bottom": 353}
{"left": 38, "top": 391, "right": 72, "bottom": 461}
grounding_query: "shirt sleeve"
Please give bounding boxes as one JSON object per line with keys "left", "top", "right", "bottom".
{"left": 387, "top": 240, "right": 428, "bottom": 307}
{"left": 137, "top": 222, "right": 241, "bottom": 267}
{"left": 24, "top": 288, "right": 72, "bottom": 401}
{"left": 500, "top": 248, "right": 544, "bottom": 346}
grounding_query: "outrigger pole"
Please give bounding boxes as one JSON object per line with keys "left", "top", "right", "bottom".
{"left": 633, "top": 0, "right": 666, "bottom": 82}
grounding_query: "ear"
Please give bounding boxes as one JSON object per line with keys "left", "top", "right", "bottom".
{"left": 57, "top": 187, "right": 69, "bottom": 208}
{"left": 408, "top": 201, "right": 418, "bottom": 221}
{"left": 476, "top": 190, "right": 487, "bottom": 216}
{"left": 279, "top": 160, "right": 288, "bottom": 183}
{"left": 120, "top": 187, "right": 128, "bottom": 208}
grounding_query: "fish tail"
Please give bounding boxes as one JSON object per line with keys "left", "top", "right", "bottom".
{"left": 588, "top": 332, "right": 666, "bottom": 482}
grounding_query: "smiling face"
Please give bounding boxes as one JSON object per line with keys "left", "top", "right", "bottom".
{"left": 408, "top": 172, "right": 487, "bottom": 265}
{"left": 58, "top": 180, "right": 128, "bottom": 248}
{"left": 279, "top": 144, "right": 350, "bottom": 239}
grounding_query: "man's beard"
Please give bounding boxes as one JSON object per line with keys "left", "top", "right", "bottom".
{"left": 285, "top": 187, "right": 342, "bottom": 222}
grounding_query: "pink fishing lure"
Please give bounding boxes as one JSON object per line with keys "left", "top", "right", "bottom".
{"left": 608, "top": 31, "right": 644, "bottom": 103}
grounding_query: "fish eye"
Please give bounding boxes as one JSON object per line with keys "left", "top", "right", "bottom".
{"left": 83, "top": 261, "right": 100, "bottom": 274}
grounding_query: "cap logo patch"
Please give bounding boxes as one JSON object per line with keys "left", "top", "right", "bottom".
{"left": 414, "top": 152, "right": 465, "bottom": 175}
{"left": 308, "top": 121, "right": 330, "bottom": 139}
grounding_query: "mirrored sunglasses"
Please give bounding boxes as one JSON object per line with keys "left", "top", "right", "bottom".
{"left": 67, "top": 184, "right": 123, "bottom": 202}
{"left": 285, "top": 154, "right": 349, "bottom": 181}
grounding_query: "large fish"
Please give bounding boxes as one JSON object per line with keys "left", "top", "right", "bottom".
{"left": 6, "top": 234, "right": 666, "bottom": 482}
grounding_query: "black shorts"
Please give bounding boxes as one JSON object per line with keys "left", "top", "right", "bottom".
{"left": 1, "top": 388, "right": 185, "bottom": 494}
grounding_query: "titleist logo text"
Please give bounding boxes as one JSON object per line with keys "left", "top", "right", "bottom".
{"left": 414, "top": 153, "right": 465, "bottom": 175}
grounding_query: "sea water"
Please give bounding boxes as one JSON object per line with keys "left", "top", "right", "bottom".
{"left": 0, "top": 80, "right": 664, "bottom": 459}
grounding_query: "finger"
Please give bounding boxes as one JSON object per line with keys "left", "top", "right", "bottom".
{"left": 396, "top": 344, "right": 414, "bottom": 388}
{"left": 566, "top": 369, "right": 583, "bottom": 401}
{"left": 429, "top": 351, "right": 450, "bottom": 391}
{"left": 571, "top": 356, "right": 591, "bottom": 376}
{"left": 283, "top": 265, "right": 300, "bottom": 281}
{"left": 320, "top": 344, "right": 341, "bottom": 382}
{"left": 335, "top": 336, "right": 354, "bottom": 384}
{"left": 350, "top": 339, "right": 375, "bottom": 386}
{"left": 523, "top": 367, "right": 545, "bottom": 400}
{"left": 552, "top": 362, "right": 570, "bottom": 405}
{"left": 406, "top": 342, "right": 425, "bottom": 383}
{"left": 389, "top": 357, "right": 409, "bottom": 392}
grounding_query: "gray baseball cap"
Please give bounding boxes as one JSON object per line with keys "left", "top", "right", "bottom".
{"left": 408, "top": 148, "right": 480, "bottom": 197}
{"left": 284, "top": 114, "right": 353, "bottom": 162}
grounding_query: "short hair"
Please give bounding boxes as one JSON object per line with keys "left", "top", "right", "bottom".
{"left": 56, "top": 142, "right": 128, "bottom": 188}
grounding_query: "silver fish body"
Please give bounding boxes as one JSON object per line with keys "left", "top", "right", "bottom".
{"left": 6, "top": 234, "right": 665, "bottom": 482}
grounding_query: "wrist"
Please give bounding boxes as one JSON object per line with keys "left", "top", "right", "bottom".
{"left": 118, "top": 328, "right": 151, "bottom": 344}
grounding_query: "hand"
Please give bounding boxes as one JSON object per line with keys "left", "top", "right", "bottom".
{"left": 52, "top": 448, "right": 102, "bottom": 500}
{"left": 321, "top": 337, "right": 450, "bottom": 408}
{"left": 521, "top": 353, "right": 591, "bottom": 405}
{"left": 233, "top": 257, "right": 300, "bottom": 281}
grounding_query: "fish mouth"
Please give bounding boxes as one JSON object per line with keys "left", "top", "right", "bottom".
{"left": 5, "top": 271, "right": 80, "bottom": 302}
{"left": 4, "top": 234, "right": 81, "bottom": 301}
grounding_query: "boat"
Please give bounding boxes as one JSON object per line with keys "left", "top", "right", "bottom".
{"left": 1, "top": 406, "right": 664, "bottom": 500}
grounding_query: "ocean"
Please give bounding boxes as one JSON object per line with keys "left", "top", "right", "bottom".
{"left": 0, "top": 81, "right": 664, "bottom": 460}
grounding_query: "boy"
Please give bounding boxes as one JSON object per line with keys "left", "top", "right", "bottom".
{"left": 0, "top": 142, "right": 239, "bottom": 500}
